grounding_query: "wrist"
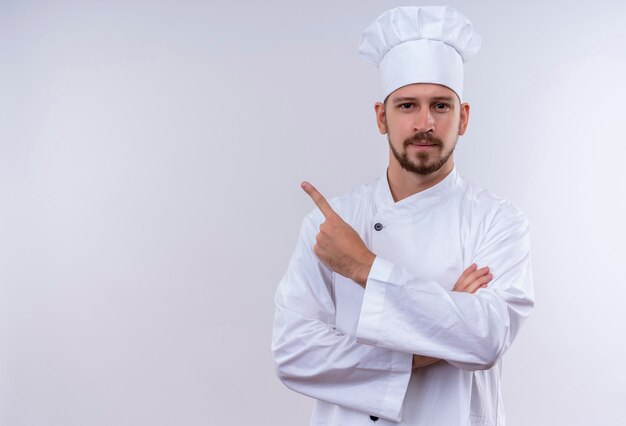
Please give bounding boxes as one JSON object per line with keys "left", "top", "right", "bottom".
{"left": 353, "top": 252, "right": 376, "bottom": 287}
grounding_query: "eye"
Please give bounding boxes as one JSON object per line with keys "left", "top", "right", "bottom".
{"left": 398, "top": 103, "right": 413, "bottom": 109}
{"left": 433, "top": 102, "right": 450, "bottom": 112}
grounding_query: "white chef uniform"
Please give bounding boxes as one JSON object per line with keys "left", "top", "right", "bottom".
{"left": 272, "top": 167, "right": 534, "bottom": 425}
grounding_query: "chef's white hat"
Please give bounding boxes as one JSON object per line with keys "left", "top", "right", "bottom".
{"left": 359, "top": 5, "right": 481, "bottom": 101}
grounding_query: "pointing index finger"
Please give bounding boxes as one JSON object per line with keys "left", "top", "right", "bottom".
{"left": 301, "top": 181, "right": 338, "bottom": 219}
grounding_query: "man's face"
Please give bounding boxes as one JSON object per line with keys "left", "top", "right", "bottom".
{"left": 375, "top": 83, "right": 470, "bottom": 176}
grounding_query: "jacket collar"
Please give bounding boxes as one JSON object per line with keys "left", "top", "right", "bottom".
{"left": 374, "top": 166, "right": 461, "bottom": 215}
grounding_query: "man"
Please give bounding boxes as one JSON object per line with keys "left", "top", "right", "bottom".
{"left": 272, "top": 6, "right": 534, "bottom": 425}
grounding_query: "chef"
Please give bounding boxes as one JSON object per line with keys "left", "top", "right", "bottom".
{"left": 272, "top": 5, "right": 534, "bottom": 425}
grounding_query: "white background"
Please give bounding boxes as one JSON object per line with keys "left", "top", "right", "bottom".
{"left": 1, "top": 0, "right": 625, "bottom": 424}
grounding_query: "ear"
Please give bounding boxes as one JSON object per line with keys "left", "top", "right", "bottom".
{"left": 374, "top": 102, "right": 387, "bottom": 134}
{"left": 458, "top": 102, "right": 470, "bottom": 135}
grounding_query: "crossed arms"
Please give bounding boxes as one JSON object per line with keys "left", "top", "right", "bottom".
{"left": 300, "top": 181, "right": 496, "bottom": 369}
{"left": 272, "top": 182, "right": 534, "bottom": 419}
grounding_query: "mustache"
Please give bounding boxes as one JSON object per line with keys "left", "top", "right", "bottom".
{"left": 403, "top": 132, "right": 443, "bottom": 148}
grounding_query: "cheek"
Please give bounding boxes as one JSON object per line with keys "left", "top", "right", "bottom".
{"left": 386, "top": 125, "right": 406, "bottom": 144}
{"left": 435, "top": 116, "right": 459, "bottom": 136}
{"left": 386, "top": 116, "right": 412, "bottom": 136}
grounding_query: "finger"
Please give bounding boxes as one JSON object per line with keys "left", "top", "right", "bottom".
{"left": 456, "top": 266, "right": 490, "bottom": 293}
{"left": 455, "top": 264, "right": 489, "bottom": 291}
{"left": 473, "top": 284, "right": 489, "bottom": 293}
{"left": 452, "top": 264, "right": 477, "bottom": 292}
{"left": 301, "top": 181, "right": 338, "bottom": 219}
{"left": 458, "top": 263, "right": 477, "bottom": 284}
{"left": 464, "top": 266, "right": 490, "bottom": 286}
{"left": 467, "top": 273, "right": 493, "bottom": 294}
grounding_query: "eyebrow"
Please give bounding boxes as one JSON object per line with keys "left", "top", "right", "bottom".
{"left": 391, "top": 96, "right": 456, "bottom": 104}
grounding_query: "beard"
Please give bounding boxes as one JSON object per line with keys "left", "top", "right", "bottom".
{"left": 388, "top": 131, "right": 456, "bottom": 176}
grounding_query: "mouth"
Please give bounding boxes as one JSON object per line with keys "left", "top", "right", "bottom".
{"left": 402, "top": 133, "right": 443, "bottom": 151}
{"left": 408, "top": 142, "right": 439, "bottom": 149}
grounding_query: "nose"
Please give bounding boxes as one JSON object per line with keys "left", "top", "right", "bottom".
{"left": 413, "top": 108, "right": 435, "bottom": 133}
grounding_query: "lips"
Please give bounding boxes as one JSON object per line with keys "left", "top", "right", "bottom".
{"left": 403, "top": 134, "right": 444, "bottom": 149}
{"left": 408, "top": 142, "right": 439, "bottom": 148}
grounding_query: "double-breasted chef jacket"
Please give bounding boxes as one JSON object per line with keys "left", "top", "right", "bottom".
{"left": 272, "top": 166, "right": 534, "bottom": 425}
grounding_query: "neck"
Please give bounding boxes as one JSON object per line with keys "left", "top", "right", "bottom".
{"left": 387, "top": 158, "right": 454, "bottom": 202}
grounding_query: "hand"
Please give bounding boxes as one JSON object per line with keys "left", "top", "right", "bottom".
{"left": 453, "top": 263, "right": 492, "bottom": 294}
{"left": 301, "top": 181, "right": 375, "bottom": 287}
{"left": 413, "top": 263, "right": 493, "bottom": 369}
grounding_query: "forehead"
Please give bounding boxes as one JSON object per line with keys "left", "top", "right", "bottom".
{"left": 387, "top": 83, "right": 459, "bottom": 103}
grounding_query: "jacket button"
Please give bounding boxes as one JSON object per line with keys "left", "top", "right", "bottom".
{"left": 374, "top": 223, "right": 383, "bottom": 231}
{"left": 370, "top": 415, "right": 379, "bottom": 422}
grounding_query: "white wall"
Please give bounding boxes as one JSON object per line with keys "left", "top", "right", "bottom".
{"left": 1, "top": 0, "right": 625, "bottom": 424}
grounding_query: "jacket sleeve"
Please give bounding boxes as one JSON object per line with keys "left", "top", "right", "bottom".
{"left": 355, "top": 202, "right": 534, "bottom": 371}
{"left": 272, "top": 210, "right": 413, "bottom": 422}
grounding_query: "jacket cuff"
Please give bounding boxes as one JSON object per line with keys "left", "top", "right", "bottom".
{"left": 356, "top": 256, "right": 396, "bottom": 346}
{"left": 378, "top": 349, "right": 413, "bottom": 421}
